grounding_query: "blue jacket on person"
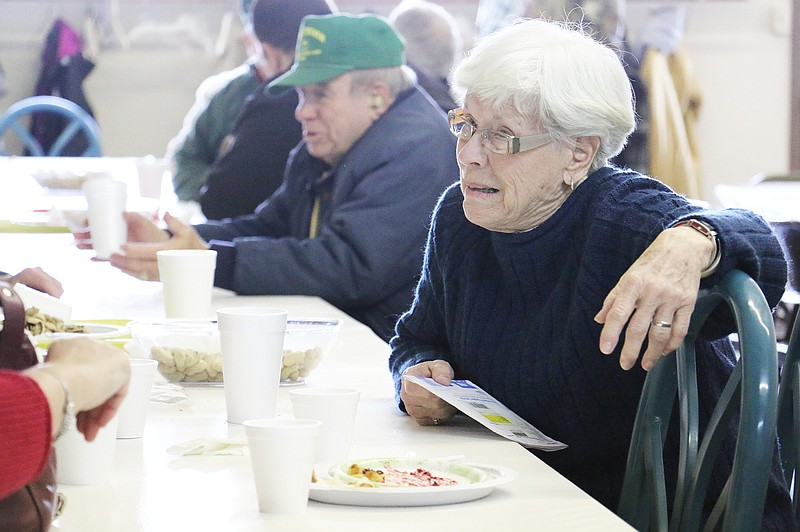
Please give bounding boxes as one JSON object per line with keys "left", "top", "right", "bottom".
{"left": 194, "top": 85, "right": 459, "bottom": 340}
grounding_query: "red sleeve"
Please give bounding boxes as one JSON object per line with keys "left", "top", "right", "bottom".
{"left": 0, "top": 370, "right": 52, "bottom": 499}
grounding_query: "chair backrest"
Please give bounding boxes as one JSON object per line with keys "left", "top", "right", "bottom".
{"left": 0, "top": 95, "right": 102, "bottom": 157}
{"left": 618, "top": 269, "right": 779, "bottom": 532}
{"left": 777, "top": 310, "right": 800, "bottom": 524}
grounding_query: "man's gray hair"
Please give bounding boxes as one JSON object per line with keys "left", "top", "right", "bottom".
{"left": 350, "top": 65, "right": 416, "bottom": 97}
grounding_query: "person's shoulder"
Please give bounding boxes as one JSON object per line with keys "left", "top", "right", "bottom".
{"left": 589, "top": 165, "right": 675, "bottom": 202}
{"left": 373, "top": 87, "right": 455, "bottom": 154}
{"left": 208, "top": 67, "right": 261, "bottom": 104}
{"left": 194, "top": 63, "right": 251, "bottom": 100}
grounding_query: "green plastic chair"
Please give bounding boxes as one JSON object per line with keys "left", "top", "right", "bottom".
{"left": 0, "top": 95, "right": 102, "bottom": 157}
{"left": 777, "top": 310, "right": 800, "bottom": 524}
{"left": 618, "top": 269, "right": 779, "bottom": 532}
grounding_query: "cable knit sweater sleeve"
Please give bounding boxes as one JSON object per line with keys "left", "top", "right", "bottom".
{"left": 0, "top": 370, "right": 51, "bottom": 499}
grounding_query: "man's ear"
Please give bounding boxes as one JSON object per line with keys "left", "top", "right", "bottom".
{"left": 369, "top": 82, "right": 392, "bottom": 112}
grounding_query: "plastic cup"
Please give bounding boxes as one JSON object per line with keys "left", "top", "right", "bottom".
{"left": 116, "top": 358, "right": 158, "bottom": 439}
{"left": 156, "top": 250, "right": 217, "bottom": 319}
{"left": 244, "top": 418, "right": 320, "bottom": 514}
{"left": 289, "top": 387, "right": 360, "bottom": 464}
{"left": 55, "top": 414, "right": 119, "bottom": 485}
{"left": 82, "top": 177, "right": 127, "bottom": 260}
{"left": 136, "top": 155, "right": 166, "bottom": 199}
{"left": 216, "top": 307, "right": 287, "bottom": 424}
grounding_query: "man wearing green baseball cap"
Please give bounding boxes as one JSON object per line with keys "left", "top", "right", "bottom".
{"left": 106, "top": 12, "right": 458, "bottom": 342}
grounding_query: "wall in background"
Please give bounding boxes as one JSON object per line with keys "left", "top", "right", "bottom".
{"left": 0, "top": 0, "right": 792, "bottom": 203}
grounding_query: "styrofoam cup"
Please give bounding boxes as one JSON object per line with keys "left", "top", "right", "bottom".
{"left": 244, "top": 418, "right": 320, "bottom": 514}
{"left": 156, "top": 249, "right": 217, "bottom": 319}
{"left": 116, "top": 358, "right": 158, "bottom": 439}
{"left": 55, "top": 414, "right": 119, "bottom": 485}
{"left": 82, "top": 177, "right": 127, "bottom": 260}
{"left": 217, "top": 307, "right": 287, "bottom": 423}
{"left": 289, "top": 387, "right": 360, "bottom": 464}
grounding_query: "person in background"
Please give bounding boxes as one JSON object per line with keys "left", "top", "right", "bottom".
{"left": 388, "top": 0, "right": 462, "bottom": 113}
{"left": 92, "top": 13, "right": 458, "bottom": 342}
{"left": 170, "top": 0, "right": 336, "bottom": 220}
{"left": 389, "top": 19, "right": 793, "bottom": 528}
{"left": 164, "top": 0, "right": 264, "bottom": 197}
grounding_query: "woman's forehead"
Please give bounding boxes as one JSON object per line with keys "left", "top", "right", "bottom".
{"left": 464, "top": 95, "right": 536, "bottom": 128}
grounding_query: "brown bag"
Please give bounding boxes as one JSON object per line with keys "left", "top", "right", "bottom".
{"left": 0, "top": 281, "right": 59, "bottom": 532}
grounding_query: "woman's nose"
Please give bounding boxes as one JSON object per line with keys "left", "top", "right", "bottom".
{"left": 456, "top": 134, "right": 486, "bottom": 167}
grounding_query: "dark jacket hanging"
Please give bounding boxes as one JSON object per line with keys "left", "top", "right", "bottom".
{"left": 30, "top": 18, "right": 97, "bottom": 156}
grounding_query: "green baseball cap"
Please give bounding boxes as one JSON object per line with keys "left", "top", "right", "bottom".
{"left": 267, "top": 13, "right": 405, "bottom": 92}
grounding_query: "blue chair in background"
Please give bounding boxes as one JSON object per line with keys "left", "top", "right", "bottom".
{"left": 0, "top": 95, "right": 102, "bottom": 157}
{"left": 618, "top": 269, "right": 780, "bottom": 531}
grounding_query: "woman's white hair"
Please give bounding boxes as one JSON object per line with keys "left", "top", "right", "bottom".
{"left": 451, "top": 18, "right": 635, "bottom": 171}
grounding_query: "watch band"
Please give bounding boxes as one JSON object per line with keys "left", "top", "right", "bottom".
{"left": 672, "top": 219, "right": 721, "bottom": 278}
{"left": 36, "top": 366, "right": 75, "bottom": 441}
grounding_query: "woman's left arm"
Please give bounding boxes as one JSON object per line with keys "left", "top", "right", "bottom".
{"left": 595, "top": 208, "right": 787, "bottom": 371}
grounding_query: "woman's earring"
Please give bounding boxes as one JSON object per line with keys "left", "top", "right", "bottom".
{"left": 570, "top": 175, "right": 574, "bottom": 192}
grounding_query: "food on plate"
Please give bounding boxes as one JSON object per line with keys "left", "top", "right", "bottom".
{"left": 337, "top": 462, "right": 462, "bottom": 488}
{"left": 25, "top": 307, "right": 87, "bottom": 335}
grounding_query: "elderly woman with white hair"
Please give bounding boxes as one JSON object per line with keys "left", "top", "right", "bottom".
{"left": 389, "top": 19, "right": 794, "bottom": 528}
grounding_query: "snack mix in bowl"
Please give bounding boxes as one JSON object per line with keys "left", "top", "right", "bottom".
{"left": 129, "top": 318, "right": 342, "bottom": 385}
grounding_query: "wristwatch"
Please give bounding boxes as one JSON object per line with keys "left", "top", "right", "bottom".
{"left": 37, "top": 366, "right": 75, "bottom": 440}
{"left": 672, "top": 219, "right": 721, "bottom": 278}
{"left": 58, "top": 392, "right": 76, "bottom": 441}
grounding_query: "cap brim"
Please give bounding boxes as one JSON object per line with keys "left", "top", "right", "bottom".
{"left": 267, "top": 64, "right": 352, "bottom": 94}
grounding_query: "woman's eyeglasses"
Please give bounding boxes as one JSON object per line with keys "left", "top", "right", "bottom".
{"left": 447, "top": 108, "right": 554, "bottom": 155}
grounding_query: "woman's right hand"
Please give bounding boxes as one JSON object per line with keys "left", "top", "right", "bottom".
{"left": 400, "top": 360, "right": 457, "bottom": 426}
{"left": 34, "top": 337, "right": 131, "bottom": 441}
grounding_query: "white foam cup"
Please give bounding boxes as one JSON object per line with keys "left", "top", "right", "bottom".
{"left": 82, "top": 177, "right": 127, "bottom": 260}
{"left": 156, "top": 249, "right": 217, "bottom": 319}
{"left": 289, "top": 387, "right": 360, "bottom": 464}
{"left": 244, "top": 418, "right": 320, "bottom": 514}
{"left": 55, "top": 414, "right": 119, "bottom": 485}
{"left": 116, "top": 358, "right": 158, "bottom": 439}
{"left": 216, "top": 307, "right": 287, "bottom": 423}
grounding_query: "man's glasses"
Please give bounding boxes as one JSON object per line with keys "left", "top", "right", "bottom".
{"left": 447, "top": 108, "right": 554, "bottom": 155}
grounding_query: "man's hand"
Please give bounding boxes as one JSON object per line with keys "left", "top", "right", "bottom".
{"left": 108, "top": 212, "right": 209, "bottom": 281}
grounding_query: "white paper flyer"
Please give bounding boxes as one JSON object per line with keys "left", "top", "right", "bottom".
{"left": 406, "top": 376, "right": 567, "bottom": 451}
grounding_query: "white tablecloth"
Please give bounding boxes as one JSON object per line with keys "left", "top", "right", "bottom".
{"left": 3, "top": 232, "right": 633, "bottom": 531}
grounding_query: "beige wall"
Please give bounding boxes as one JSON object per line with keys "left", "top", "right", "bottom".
{"left": 0, "top": 0, "right": 793, "bottom": 203}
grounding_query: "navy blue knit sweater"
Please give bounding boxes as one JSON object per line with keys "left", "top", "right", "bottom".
{"left": 389, "top": 166, "right": 794, "bottom": 528}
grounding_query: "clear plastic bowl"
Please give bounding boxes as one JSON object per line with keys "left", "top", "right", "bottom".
{"left": 128, "top": 318, "right": 342, "bottom": 385}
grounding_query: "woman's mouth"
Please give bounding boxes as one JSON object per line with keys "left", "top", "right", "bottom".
{"left": 467, "top": 185, "right": 499, "bottom": 194}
